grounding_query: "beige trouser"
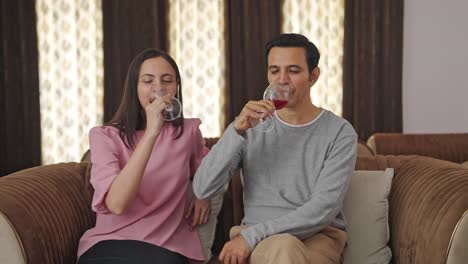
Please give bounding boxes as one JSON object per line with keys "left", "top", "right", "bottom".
{"left": 230, "top": 225, "right": 347, "bottom": 264}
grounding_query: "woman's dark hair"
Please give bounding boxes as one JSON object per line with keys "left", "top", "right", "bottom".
{"left": 107, "top": 48, "right": 184, "bottom": 148}
{"left": 265, "top": 33, "right": 320, "bottom": 73}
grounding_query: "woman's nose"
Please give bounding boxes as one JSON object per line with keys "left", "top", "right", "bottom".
{"left": 151, "top": 82, "right": 161, "bottom": 91}
{"left": 152, "top": 84, "right": 170, "bottom": 96}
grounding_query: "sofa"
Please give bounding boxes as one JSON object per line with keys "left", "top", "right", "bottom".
{"left": 1, "top": 144, "right": 467, "bottom": 263}
{"left": 367, "top": 133, "right": 468, "bottom": 163}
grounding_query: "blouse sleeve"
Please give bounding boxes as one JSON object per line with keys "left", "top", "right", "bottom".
{"left": 88, "top": 127, "right": 122, "bottom": 214}
{"left": 190, "top": 119, "right": 209, "bottom": 179}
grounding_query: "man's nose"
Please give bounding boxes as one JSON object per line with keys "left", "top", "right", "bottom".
{"left": 278, "top": 71, "right": 290, "bottom": 84}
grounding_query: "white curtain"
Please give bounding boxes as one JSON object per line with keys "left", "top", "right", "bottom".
{"left": 36, "top": 0, "right": 103, "bottom": 164}
{"left": 282, "top": 0, "right": 345, "bottom": 116}
{"left": 168, "top": 0, "right": 226, "bottom": 137}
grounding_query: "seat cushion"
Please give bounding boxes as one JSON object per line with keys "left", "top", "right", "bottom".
{"left": 0, "top": 211, "right": 25, "bottom": 264}
{"left": 343, "top": 168, "right": 394, "bottom": 264}
{"left": 198, "top": 189, "right": 225, "bottom": 263}
{"left": 188, "top": 183, "right": 226, "bottom": 263}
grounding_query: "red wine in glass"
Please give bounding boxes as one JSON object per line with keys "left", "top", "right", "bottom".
{"left": 250, "top": 82, "right": 290, "bottom": 132}
{"left": 272, "top": 99, "right": 288, "bottom": 110}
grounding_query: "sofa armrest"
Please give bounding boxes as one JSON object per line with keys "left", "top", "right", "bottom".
{"left": 0, "top": 162, "right": 95, "bottom": 263}
{"left": 389, "top": 157, "right": 468, "bottom": 264}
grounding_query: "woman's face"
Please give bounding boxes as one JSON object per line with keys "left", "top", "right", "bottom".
{"left": 137, "top": 57, "right": 177, "bottom": 109}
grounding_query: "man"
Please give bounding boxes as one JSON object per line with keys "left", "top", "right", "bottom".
{"left": 193, "top": 33, "right": 357, "bottom": 264}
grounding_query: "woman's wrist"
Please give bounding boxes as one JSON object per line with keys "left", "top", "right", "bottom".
{"left": 142, "top": 129, "right": 160, "bottom": 142}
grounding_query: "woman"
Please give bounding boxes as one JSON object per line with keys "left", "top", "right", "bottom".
{"left": 77, "top": 48, "right": 210, "bottom": 264}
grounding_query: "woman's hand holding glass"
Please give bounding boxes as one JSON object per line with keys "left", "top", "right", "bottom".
{"left": 145, "top": 87, "right": 182, "bottom": 134}
{"left": 152, "top": 87, "right": 182, "bottom": 121}
{"left": 145, "top": 93, "right": 172, "bottom": 135}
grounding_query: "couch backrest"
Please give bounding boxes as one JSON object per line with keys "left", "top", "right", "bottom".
{"left": 367, "top": 133, "right": 468, "bottom": 163}
{"left": 357, "top": 140, "right": 375, "bottom": 156}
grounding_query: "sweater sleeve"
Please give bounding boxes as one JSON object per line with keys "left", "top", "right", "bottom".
{"left": 192, "top": 123, "right": 245, "bottom": 199}
{"left": 239, "top": 124, "right": 358, "bottom": 250}
{"left": 190, "top": 119, "right": 209, "bottom": 178}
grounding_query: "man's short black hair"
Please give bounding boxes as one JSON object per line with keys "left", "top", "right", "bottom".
{"left": 265, "top": 33, "right": 320, "bottom": 73}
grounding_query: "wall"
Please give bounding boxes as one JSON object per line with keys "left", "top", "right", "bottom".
{"left": 403, "top": 0, "right": 468, "bottom": 133}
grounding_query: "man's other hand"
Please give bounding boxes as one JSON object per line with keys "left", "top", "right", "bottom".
{"left": 219, "top": 235, "right": 251, "bottom": 264}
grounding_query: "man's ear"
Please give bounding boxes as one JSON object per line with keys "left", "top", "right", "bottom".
{"left": 309, "top": 67, "right": 320, "bottom": 84}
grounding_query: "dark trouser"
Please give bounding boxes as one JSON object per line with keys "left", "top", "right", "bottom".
{"left": 78, "top": 240, "right": 189, "bottom": 264}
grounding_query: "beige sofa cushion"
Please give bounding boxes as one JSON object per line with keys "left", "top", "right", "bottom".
{"left": 188, "top": 184, "right": 226, "bottom": 263}
{"left": 447, "top": 210, "right": 468, "bottom": 264}
{"left": 198, "top": 189, "right": 224, "bottom": 263}
{"left": 343, "top": 168, "right": 394, "bottom": 264}
{"left": 0, "top": 211, "right": 26, "bottom": 264}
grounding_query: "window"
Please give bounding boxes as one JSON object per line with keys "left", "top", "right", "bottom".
{"left": 36, "top": 0, "right": 103, "bottom": 164}
{"left": 283, "top": 0, "right": 344, "bottom": 116}
{"left": 168, "top": 0, "right": 226, "bottom": 137}
{"left": 35, "top": 1, "right": 343, "bottom": 163}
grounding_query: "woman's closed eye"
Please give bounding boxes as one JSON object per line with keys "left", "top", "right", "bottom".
{"left": 161, "top": 75, "right": 174, "bottom": 83}
{"left": 141, "top": 76, "right": 154, "bottom": 84}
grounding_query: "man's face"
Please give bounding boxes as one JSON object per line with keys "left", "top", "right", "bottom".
{"left": 267, "top": 47, "right": 319, "bottom": 108}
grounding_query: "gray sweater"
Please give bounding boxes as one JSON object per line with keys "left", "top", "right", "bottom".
{"left": 193, "top": 109, "right": 357, "bottom": 250}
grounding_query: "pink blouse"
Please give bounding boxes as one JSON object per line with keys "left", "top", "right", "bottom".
{"left": 77, "top": 118, "right": 209, "bottom": 262}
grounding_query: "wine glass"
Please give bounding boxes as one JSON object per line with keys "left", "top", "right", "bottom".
{"left": 250, "top": 82, "right": 290, "bottom": 132}
{"left": 152, "top": 87, "right": 182, "bottom": 121}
